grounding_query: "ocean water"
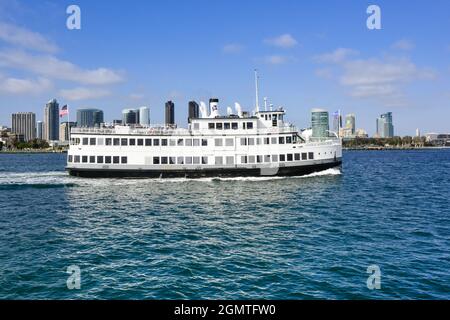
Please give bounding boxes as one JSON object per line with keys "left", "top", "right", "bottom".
{"left": 0, "top": 150, "right": 449, "bottom": 299}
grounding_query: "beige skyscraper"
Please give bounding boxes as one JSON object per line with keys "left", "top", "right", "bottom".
{"left": 11, "top": 112, "right": 36, "bottom": 142}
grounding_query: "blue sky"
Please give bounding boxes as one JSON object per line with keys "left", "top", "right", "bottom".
{"left": 0, "top": 0, "right": 449, "bottom": 135}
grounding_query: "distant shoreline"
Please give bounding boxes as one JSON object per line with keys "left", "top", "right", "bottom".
{"left": 344, "top": 146, "right": 449, "bottom": 151}
{"left": 0, "top": 150, "right": 67, "bottom": 154}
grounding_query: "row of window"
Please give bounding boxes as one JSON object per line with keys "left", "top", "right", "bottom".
{"left": 68, "top": 152, "right": 315, "bottom": 165}
{"left": 69, "top": 155, "right": 128, "bottom": 164}
{"left": 206, "top": 122, "right": 254, "bottom": 130}
{"left": 72, "top": 135, "right": 297, "bottom": 147}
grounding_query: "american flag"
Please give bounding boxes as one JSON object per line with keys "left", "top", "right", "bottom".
{"left": 59, "top": 105, "right": 68, "bottom": 117}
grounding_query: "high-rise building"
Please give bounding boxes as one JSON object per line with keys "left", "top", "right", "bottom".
{"left": 11, "top": 112, "right": 36, "bottom": 142}
{"left": 376, "top": 112, "right": 394, "bottom": 138}
{"left": 76, "top": 108, "right": 104, "bottom": 127}
{"left": 139, "top": 106, "right": 150, "bottom": 126}
{"left": 43, "top": 99, "right": 59, "bottom": 141}
{"left": 332, "top": 111, "right": 342, "bottom": 136}
{"left": 122, "top": 109, "right": 140, "bottom": 125}
{"left": 60, "top": 122, "right": 76, "bottom": 142}
{"left": 188, "top": 101, "right": 199, "bottom": 123}
{"left": 311, "top": 108, "right": 329, "bottom": 138}
{"left": 165, "top": 100, "right": 175, "bottom": 126}
{"left": 345, "top": 114, "right": 356, "bottom": 136}
{"left": 37, "top": 121, "right": 43, "bottom": 140}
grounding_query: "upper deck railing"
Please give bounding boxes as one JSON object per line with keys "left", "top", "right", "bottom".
{"left": 71, "top": 123, "right": 298, "bottom": 136}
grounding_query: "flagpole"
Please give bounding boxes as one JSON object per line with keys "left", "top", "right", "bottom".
{"left": 67, "top": 105, "right": 71, "bottom": 144}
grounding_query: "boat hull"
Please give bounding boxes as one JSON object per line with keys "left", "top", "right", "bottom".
{"left": 67, "top": 160, "right": 342, "bottom": 178}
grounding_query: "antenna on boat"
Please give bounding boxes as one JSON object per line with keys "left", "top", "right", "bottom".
{"left": 254, "top": 69, "right": 260, "bottom": 113}
{"left": 264, "top": 97, "right": 268, "bottom": 111}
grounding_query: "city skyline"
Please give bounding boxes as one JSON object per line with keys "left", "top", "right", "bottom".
{"left": 0, "top": 0, "right": 450, "bottom": 136}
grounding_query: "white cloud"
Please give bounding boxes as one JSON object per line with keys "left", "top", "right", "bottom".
{"left": 263, "top": 55, "right": 293, "bottom": 65}
{"left": 391, "top": 39, "right": 415, "bottom": 51}
{"left": 0, "top": 50, "right": 124, "bottom": 85}
{"left": 0, "top": 22, "right": 59, "bottom": 53}
{"left": 222, "top": 43, "right": 244, "bottom": 54}
{"left": 129, "top": 93, "right": 145, "bottom": 100}
{"left": 314, "top": 48, "right": 436, "bottom": 105}
{"left": 59, "top": 87, "right": 111, "bottom": 101}
{"left": 264, "top": 34, "right": 298, "bottom": 48}
{"left": 0, "top": 75, "right": 52, "bottom": 95}
{"left": 314, "top": 48, "right": 359, "bottom": 63}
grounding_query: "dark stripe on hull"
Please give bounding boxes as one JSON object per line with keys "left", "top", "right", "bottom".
{"left": 67, "top": 161, "right": 342, "bottom": 178}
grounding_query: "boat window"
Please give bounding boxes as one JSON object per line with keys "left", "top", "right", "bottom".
{"left": 280, "top": 154, "right": 286, "bottom": 162}
{"left": 121, "top": 157, "right": 127, "bottom": 164}
{"left": 185, "top": 157, "right": 193, "bottom": 164}
{"left": 286, "top": 136, "right": 292, "bottom": 144}
{"left": 308, "top": 152, "right": 314, "bottom": 160}
{"left": 74, "top": 155, "right": 80, "bottom": 163}
{"left": 169, "top": 139, "right": 176, "bottom": 146}
{"left": 193, "top": 139, "right": 200, "bottom": 147}
{"left": 272, "top": 155, "right": 279, "bottom": 162}
{"left": 185, "top": 139, "right": 192, "bottom": 146}
{"left": 193, "top": 157, "right": 200, "bottom": 164}
{"left": 201, "top": 139, "right": 208, "bottom": 146}
{"left": 208, "top": 123, "right": 215, "bottom": 129}
{"left": 215, "top": 138, "right": 223, "bottom": 147}
{"left": 193, "top": 123, "right": 200, "bottom": 130}
{"left": 177, "top": 156, "right": 184, "bottom": 165}
{"left": 202, "top": 156, "right": 208, "bottom": 164}
{"left": 113, "top": 156, "right": 120, "bottom": 164}
{"left": 264, "top": 155, "right": 271, "bottom": 162}
{"left": 89, "top": 156, "right": 95, "bottom": 163}
{"left": 161, "top": 157, "right": 168, "bottom": 164}
{"left": 302, "top": 153, "right": 307, "bottom": 160}
{"left": 243, "top": 122, "right": 246, "bottom": 129}
{"left": 97, "top": 138, "right": 104, "bottom": 146}
{"left": 161, "top": 139, "right": 168, "bottom": 146}
{"left": 226, "top": 156, "right": 234, "bottom": 165}
{"left": 232, "top": 122, "right": 238, "bottom": 130}
{"left": 224, "top": 123, "right": 231, "bottom": 130}
{"left": 169, "top": 157, "right": 176, "bottom": 164}
{"left": 106, "top": 138, "right": 112, "bottom": 146}
{"left": 153, "top": 157, "right": 159, "bottom": 164}
{"left": 247, "top": 122, "right": 253, "bottom": 129}
{"left": 82, "top": 156, "right": 88, "bottom": 163}
{"left": 241, "top": 156, "right": 247, "bottom": 164}
{"left": 82, "top": 137, "right": 88, "bottom": 145}
{"left": 129, "top": 139, "right": 136, "bottom": 146}
{"left": 113, "top": 138, "right": 120, "bottom": 146}
{"left": 105, "top": 156, "right": 112, "bottom": 164}
{"left": 68, "top": 155, "right": 73, "bottom": 162}
{"left": 256, "top": 155, "right": 262, "bottom": 163}
{"left": 287, "top": 154, "right": 293, "bottom": 161}
{"left": 279, "top": 137, "right": 285, "bottom": 144}
{"left": 97, "top": 156, "right": 104, "bottom": 164}
{"left": 225, "top": 138, "right": 234, "bottom": 146}
{"left": 177, "top": 139, "right": 184, "bottom": 146}
{"left": 256, "top": 138, "right": 261, "bottom": 145}
{"left": 121, "top": 138, "right": 128, "bottom": 146}
{"left": 145, "top": 139, "right": 152, "bottom": 146}
{"left": 273, "top": 114, "right": 277, "bottom": 120}
{"left": 215, "top": 156, "right": 223, "bottom": 165}
{"left": 137, "top": 139, "right": 144, "bottom": 146}
{"left": 153, "top": 139, "right": 160, "bottom": 146}
{"left": 295, "top": 153, "right": 300, "bottom": 161}
{"left": 272, "top": 120, "right": 277, "bottom": 127}
{"left": 248, "top": 138, "right": 255, "bottom": 145}
{"left": 271, "top": 137, "right": 277, "bottom": 144}
{"left": 240, "top": 138, "right": 247, "bottom": 146}
{"left": 90, "top": 138, "right": 96, "bottom": 145}
{"left": 248, "top": 156, "right": 255, "bottom": 164}
{"left": 216, "top": 123, "right": 223, "bottom": 130}
{"left": 264, "top": 137, "right": 270, "bottom": 145}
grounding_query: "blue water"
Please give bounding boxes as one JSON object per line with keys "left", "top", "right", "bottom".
{"left": 0, "top": 150, "right": 449, "bottom": 299}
